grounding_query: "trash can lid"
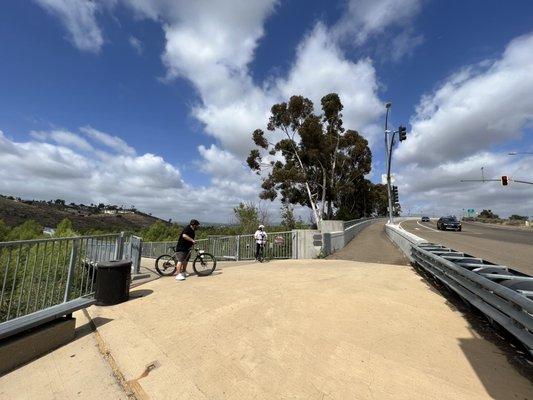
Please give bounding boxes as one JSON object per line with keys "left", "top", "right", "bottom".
{"left": 97, "top": 260, "right": 132, "bottom": 269}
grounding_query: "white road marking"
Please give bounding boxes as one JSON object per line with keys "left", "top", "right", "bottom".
{"left": 416, "top": 221, "right": 441, "bottom": 233}
{"left": 415, "top": 227, "right": 420, "bottom": 230}
{"left": 398, "top": 220, "right": 408, "bottom": 230}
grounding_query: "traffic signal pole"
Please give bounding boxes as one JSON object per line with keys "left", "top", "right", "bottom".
{"left": 384, "top": 103, "right": 394, "bottom": 224}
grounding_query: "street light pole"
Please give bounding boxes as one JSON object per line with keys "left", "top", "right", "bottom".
{"left": 384, "top": 102, "right": 394, "bottom": 224}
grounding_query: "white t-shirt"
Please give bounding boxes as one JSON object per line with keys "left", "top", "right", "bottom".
{"left": 254, "top": 230, "right": 267, "bottom": 244}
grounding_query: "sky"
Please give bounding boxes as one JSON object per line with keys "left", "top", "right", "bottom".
{"left": 0, "top": 0, "right": 532, "bottom": 222}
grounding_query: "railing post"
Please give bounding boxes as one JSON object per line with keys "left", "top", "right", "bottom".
{"left": 64, "top": 239, "right": 80, "bottom": 302}
{"left": 131, "top": 236, "right": 143, "bottom": 274}
{"left": 236, "top": 235, "right": 240, "bottom": 261}
{"left": 114, "top": 232, "right": 125, "bottom": 260}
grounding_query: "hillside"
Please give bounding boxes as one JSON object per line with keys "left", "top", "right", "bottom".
{"left": 0, "top": 197, "right": 166, "bottom": 233}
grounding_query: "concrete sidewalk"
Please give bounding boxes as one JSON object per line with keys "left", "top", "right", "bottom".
{"left": 2, "top": 259, "right": 531, "bottom": 399}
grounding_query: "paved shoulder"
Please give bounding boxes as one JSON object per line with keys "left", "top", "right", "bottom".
{"left": 328, "top": 220, "right": 409, "bottom": 265}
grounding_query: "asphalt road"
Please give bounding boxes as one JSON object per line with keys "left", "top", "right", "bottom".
{"left": 400, "top": 220, "right": 533, "bottom": 276}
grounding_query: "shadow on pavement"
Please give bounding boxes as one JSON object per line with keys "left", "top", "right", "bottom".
{"left": 129, "top": 289, "right": 154, "bottom": 300}
{"left": 410, "top": 263, "right": 533, "bottom": 389}
{"left": 459, "top": 335, "right": 533, "bottom": 399}
{"left": 75, "top": 316, "right": 113, "bottom": 341}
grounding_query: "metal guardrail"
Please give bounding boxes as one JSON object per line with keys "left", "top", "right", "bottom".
{"left": 142, "top": 231, "right": 294, "bottom": 261}
{"left": 0, "top": 233, "right": 123, "bottom": 323}
{"left": 411, "top": 243, "right": 533, "bottom": 355}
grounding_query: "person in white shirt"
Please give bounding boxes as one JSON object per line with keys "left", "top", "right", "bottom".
{"left": 254, "top": 225, "right": 267, "bottom": 260}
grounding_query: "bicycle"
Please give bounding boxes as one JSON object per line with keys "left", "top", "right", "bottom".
{"left": 155, "top": 246, "right": 217, "bottom": 276}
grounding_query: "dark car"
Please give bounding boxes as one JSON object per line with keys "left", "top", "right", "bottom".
{"left": 437, "top": 216, "right": 462, "bottom": 231}
{"left": 421, "top": 216, "right": 430, "bottom": 222}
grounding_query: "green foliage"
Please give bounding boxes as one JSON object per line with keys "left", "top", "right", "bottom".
{"left": 248, "top": 93, "right": 373, "bottom": 222}
{"left": 55, "top": 218, "right": 77, "bottom": 237}
{"left": 7, "top": 220, "right": 43, "bottom": 241}
{"left": 479, "top": 209, "right": 499, "bottom": 219}
{"left": 280, "top": 202, "right": 297, "bottom": 230}
{"left": 509, "top": 214, "right": 528, "bottom": 221}
{"left": 0, "top": 219, "right": 10, "bottom": 242}
{"left": 141, "top": 221, "right": 182, "bottom": 242}
{"left": 233, "top": 202, "right": 260, "bottom": 233}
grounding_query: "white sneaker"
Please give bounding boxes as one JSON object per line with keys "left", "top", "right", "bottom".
{"left": 182, "top": 271, "right": 189, "bottom": 277}
{"left": 175, "top": 273, "right": 186, "bottom": 281}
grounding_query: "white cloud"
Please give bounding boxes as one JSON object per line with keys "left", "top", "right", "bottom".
{"left": 333, "top": 0, "right": 424, "bottom": 61}
{"left": 129, "top": 36, "right": 143, "bottom": 54}
{"left": 277, "top": 23, "right": 383, "bottom": 144}
{"left": 31, "top": 129, "right": 94, "bottom": 152}
{"left": 34, "top": 0, "right": 105, "bottom": 53}
{"left": 80, "top": 126, "right": 136, "bottom": 156}
{"left": 334, "top": 0, "right": 423, "bottom": 44}
{"left": 394, "top": 33, "right": 533, "bottom": 217}
{"left": 396, "top": 33, "right": 533, "bottom": 167}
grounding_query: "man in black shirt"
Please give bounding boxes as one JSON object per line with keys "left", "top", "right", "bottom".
{"left": 175, "top": 219, "right": 200, "bottom": 281}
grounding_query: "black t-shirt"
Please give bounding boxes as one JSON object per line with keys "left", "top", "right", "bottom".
{"left": 176, "top": 225, "right": 195, "bottom": 251}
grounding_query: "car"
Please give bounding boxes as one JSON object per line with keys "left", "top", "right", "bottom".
{"left": 437, "top": 216, "right": 462, "bottom": 231}
{"left": 421, "top": 216, "right": 430, "bottom": 222}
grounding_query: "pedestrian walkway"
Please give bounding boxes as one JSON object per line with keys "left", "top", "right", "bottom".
{"left": 2, "top": 259, "right": 529, "bottom": 399}
{"left": 328, "top": 220, "right": 409, "bottom": 265}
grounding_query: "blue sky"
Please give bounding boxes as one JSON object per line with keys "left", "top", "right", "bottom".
{"left": 1, "top": 0, "right": 532, "bottom": 222}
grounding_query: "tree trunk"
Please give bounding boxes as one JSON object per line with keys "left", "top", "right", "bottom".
{"left": 320, "top": 168, "right": 327, "bottom": 221}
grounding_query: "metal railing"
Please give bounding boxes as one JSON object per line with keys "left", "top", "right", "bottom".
{"left": 411, "top": 243, "right": 533, "bottom": 355}
{"left": 0, "top": 233, "right": 123, "bottom": 323}
{"left": 142, "top": 231, "right": 294, "bottom": 261}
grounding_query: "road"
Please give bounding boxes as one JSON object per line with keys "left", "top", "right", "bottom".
{"left": 400, "top": 219, "right": 533, "bottom": 276}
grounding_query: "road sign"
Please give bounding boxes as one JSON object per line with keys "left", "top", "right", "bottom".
{"left": 467, "top": 209, "right": 475, "bottom": 217}
{"left": 274, "top": 235, "right": 285, "bottom": 245}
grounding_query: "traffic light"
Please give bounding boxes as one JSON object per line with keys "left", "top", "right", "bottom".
{"left": 392, "top": 185, "right": 399, "bottom": 203}
{"left": 501, "top": 176, "right": 509, "bottom": 186}
{"left": 398, "top": 126, "right": 407, "bottom": 141}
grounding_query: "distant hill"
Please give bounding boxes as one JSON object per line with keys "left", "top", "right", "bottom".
{"left": 0, "top": 196, "right": 166, "bottom": 232}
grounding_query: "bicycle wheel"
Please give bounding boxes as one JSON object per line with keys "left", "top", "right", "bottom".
{"left": 192, "top": 252, "right": 217, "bottom": 276}
{"left": 155, "top": 254, "right": 177, "bottom": 276}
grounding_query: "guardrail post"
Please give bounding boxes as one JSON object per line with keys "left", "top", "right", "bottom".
{"left": 114, "top": 232, "right": 125, "bottom": 260}
{"left": 236, "top": 235, "right": 241, "bottom": 261}
{"left": 291, "top": 231, "right": 298, "bottom": 259}
{"left": 64, "top": 238, "right": 80, "bottom": 302}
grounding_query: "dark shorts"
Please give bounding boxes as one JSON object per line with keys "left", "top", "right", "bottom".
{"left": 176, "top": 251, "right": 191, "bottom": 264}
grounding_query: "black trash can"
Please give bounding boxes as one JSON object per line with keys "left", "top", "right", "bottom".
{"left": 95, "top": 260, "right": 132, "bottom": 306}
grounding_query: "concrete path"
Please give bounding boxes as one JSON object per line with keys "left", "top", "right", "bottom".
{"left": 84, "top": 260, "right": 531, "bottom": 399}
{"left": 0, "top": 310, "right": 128, "bottom": 400}
{"left": 328, "top": 221, "right": 409, "bottom": 265}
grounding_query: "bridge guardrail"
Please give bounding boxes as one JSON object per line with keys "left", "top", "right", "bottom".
{"left": 142, "top": 231, "right": 294, "bottom": 261}
{"left": 386, "top": 223, "right": 533, "bottom": 355}
{"left": 0, "top": 233, "right": 124, "bottom": 324}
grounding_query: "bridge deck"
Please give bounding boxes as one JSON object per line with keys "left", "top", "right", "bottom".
{"left": 2, "top": 259, "right": 530, "bottom": 399}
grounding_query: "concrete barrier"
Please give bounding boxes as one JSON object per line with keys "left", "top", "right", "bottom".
{"left": 385, "top": 223, "right": 427, "bottom": 262}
